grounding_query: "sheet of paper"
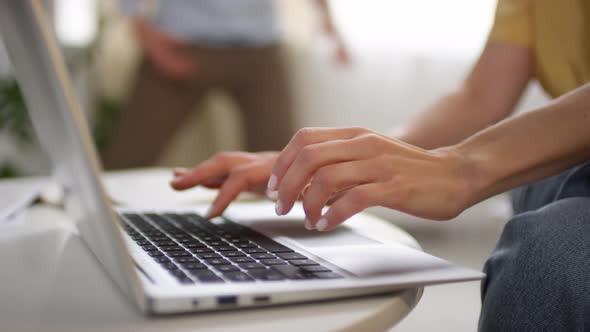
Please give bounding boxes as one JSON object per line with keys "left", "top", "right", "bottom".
{"left": 0, "top": 177, "right": 47, "bottom": 224}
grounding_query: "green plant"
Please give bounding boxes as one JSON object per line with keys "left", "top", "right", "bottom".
{"left": 0, "top": 77, "right": 122, "bottom": 178}
{"left": 93, "top": 97, "right": 121, "bottom": 153}
{"left": 0, "top": 78, "right": 33, "bottom": 144}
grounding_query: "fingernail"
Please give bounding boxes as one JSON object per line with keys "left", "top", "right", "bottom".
{"left": 205, "top": 206, "right": 215, "bottom": 219}
{"left": 275, "top": 200, "right": 284, "bottom": 216}
{"left": 316, "top": 218, "right": 329, "bottom": 231}
{"left": 266, "top": 189, "right": 278, "bottom": 201}
{"left": 173, "top": 167, "right": 189, "bottom": 174}
{"left": 304, "top": 218, "right": 314, "bottom": 230}
{"left": 267, "top": 174, "right": 278, "bottom": 191}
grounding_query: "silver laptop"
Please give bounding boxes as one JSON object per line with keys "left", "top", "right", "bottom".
{"left": 0, "top": 0, "right": 483, "bottom": 314}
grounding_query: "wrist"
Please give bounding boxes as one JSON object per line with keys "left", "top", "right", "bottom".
{"left": 434, "top": 144, "right": 491, "bottom": 210}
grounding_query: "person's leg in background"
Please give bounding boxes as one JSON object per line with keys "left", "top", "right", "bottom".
{"left": 230, "top": 45, "right": 295, "bottom": 152}
{"left": 479, "top": 163, "right": 590, "bottom": 331}
{"left": 101, "top": 57, "right": 205, "bottom": 169}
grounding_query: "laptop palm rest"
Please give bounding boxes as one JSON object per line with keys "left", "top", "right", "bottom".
{"left": 243, "top": 218, "right": 453, "bottom": 279}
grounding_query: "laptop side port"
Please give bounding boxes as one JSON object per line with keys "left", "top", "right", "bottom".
{"left": 217, "top": 296, "right": 238, "bottom": 306}
{"left": 253, "top": 295, "right": 270, "bottom": 304}
{"left": 192, "top": 299, "right": 199, "bottom": 307}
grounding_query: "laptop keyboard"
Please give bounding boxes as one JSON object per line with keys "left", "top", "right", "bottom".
{"left": 119, "top": 213, "right": 343, "bottom": 285}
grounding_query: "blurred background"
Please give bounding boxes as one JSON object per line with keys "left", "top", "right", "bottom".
{"left": 0, "top": 0, "right": 550, "bottom": 330}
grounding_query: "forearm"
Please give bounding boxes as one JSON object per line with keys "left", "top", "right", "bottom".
{"left": 394, "top": 42, "right": 533, "bottom": 150}
{"left": 314, "top": 0, "right": 337, "bottom": 33}
{"left": 456, "top": 82, "right": 590, "bottom": 204}
{"left": 393, "top": 88, "right": 502, "bottom": 149}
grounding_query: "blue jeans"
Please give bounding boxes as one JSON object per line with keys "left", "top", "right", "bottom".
{"left": 479, "top": 162, "right": 590, "bottom": 331}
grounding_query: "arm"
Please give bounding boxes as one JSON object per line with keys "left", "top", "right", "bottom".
{"left": 269, "top": 82, "right": 590, "bottom": 231}
{"left": 458, "top": 83, "right": 590, "bottom": 204}
{"left": 395, "top": 41, "right": 533, "bottom": 149}
{"left": 313, "top": 0, "right": 351, "bottom": 65}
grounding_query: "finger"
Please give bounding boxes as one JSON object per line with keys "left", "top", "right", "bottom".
{"left": 302, "top": 160, "right": 378, "bottom": 225}
{"left": 173, "top": 167, "right": 190, "bottom": 177}
{"left": 269, "top": 127, "right": 367, "bottom": 191}
{"left": 201, "top": 175, "right": 228, "bottom": 189}
{"left": 171, "top": 158, "right": 230, "bottom": 190}
{"left": 313, "top": 183, "right": 382, "bottom": 232}
{"left": 206, "top": 161, "right": 271, "bottom": 218}
{"left": 326, "top": 190, "right": 347, "bottom": 206}
{"left": 276, "top": 135, "right": 378, "bottom": 216}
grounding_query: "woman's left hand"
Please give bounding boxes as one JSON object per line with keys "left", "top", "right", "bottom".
{"left": 267, "top": 127, "right": 478, "bottom": 231}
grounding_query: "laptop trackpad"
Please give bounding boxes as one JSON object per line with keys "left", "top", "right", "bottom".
{"left": 246, "top": 219, "right": 379, "bottom": 248}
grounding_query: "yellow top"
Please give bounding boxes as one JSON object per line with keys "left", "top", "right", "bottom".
{"left": 489, "top": 0, "right": 590, "bottom": 98}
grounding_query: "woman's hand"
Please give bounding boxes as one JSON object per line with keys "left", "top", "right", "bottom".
{"left": 134, "top": 19, "right": 197, "bottom": 80}
{"left": 171, "top": 151, "right": 278, "bottom": 217}
{"left": 267, "top": 127, "right": 478, "bottom": 231}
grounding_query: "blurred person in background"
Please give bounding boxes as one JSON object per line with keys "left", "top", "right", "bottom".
{"left": 170, "top": 0, "right": 590, "bottom": 330}
{"left": 102, "top": 0, "right": 350, "bottom": 169}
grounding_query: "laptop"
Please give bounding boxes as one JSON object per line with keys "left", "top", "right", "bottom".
{"left": 0, "top": 0, "right": 484, "bottom": 314}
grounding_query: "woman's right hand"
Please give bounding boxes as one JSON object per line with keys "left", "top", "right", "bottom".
{"left": 170, "top": 151, "right": 279, "bottom": 218}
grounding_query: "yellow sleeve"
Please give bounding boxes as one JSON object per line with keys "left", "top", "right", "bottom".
{"left": 488, "top": 0, "right": 533, "bottom": 48}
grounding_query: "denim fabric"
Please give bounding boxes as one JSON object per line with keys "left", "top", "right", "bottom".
{"left": 479, "top": 162, "right": 590, "bottom": 332}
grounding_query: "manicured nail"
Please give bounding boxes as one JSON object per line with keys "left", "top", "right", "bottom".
{"left": 267, "top": 174, "right": 278, "bottom": 191}
{"left": 275, "top": 200, "right": 284, "bottom": 215}
{"left": 205, "top": 207, "right": 213, "bottom": 219}
{"left": 316, "top": 218, "right": 329, "bottom": 231}
{"left": 173, "top": 167, "right": 189, "bottom": 174}
{"left": 304, "top": 218, "right": 314, "bottom": 230}
{"left": 266, "top": 189, "right": 278, "bottom": 201}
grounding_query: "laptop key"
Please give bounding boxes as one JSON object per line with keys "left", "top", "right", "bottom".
{"left": 154, "top": 256, "right": 171, "bottom": 263}
{"left": 152, "top": 240, "right": 176, "bottom": 247}
{"left": 169, "top": 269, "right": 187, "bottom": 278}
{"left": 162, "top": 263, "right": 179, "bottom": 270}
{"left": 189, "top": 248, "right": 214, "bottom": 254}
{"left": 235, "top": 242, "right": 257, "bottom": 249}
{"left": 141, "top": 245, "right": 158, "bottom": 252}
{"left": 300, "top": 265, "right": 331, "bottom": 273}
{"left": 276, "top": 252, "right": 308, "bottom": 260}
{"left": 247, "top": 269, "right": 285, "bottom": 281}
{"left": 135, "top": 239, "right": 151, "bottom": 246}
{"left": 238, "top": 262, "right": 266, "bottom": 270}
{"left": 250, "top": 253, "right": 276, "bottom": 260}
{"left": 183, "top": 242, "right": 207, "bottom": 249}
{"left": 167, "top": 251, "right": 191, "bottom": 258}
{"left": 229, "top": 257, "right": 255, "bottom": 264}
{"left": 196, "top": 253, "right": 221, "bottom": 260}
{"left": 206, "top": 241, "right": 226, "bottom": 247}
{"left": 173, "top": 257, "right": 199, "bottom": 264}
{"left": 271, "top": 265, "right": 313, "bottom": 280}
{"left": 243, "top": 247, "right": 266, "bottom": 254}
{"left": 259, "top": 259, "right": 288, "bottom": 266}
{"left": 289, "top": 259, "right": 319, "bottom": 267}
{"left": 181, "top": 262, "right": 207, "bottom": 270}
{"left": 223, "top": 271, "right": 255, "bottom": 282}
{"left": 159, "top": 245, "right": 185, "bottom": 252}
{"left": 214, "top": 265, "right": 240, "bottom": 273}
{"left": 148, "top": 251, "right": 164, "bottom": 257}
{"left": 205, "top": 258, "right": 231, "bottom": 266}
{"left": 213, "top": 246, "right": 236, "bottom": 252}
{"left": 192, "top": 271, "right": 225, "bottom": 283}
{"left": 223, "top": 251, "right": 246, "bottom": 258}
{"left": 178, "top": 277, "right": 195, "bottom": 284}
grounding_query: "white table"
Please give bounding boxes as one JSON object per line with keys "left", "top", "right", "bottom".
{"left": 0, "top": 169, "right": 423, "bottom": 332}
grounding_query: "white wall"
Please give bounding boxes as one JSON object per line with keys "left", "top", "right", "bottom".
{"left": 289, "top": 0, "right": 548, "bottom": 132}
